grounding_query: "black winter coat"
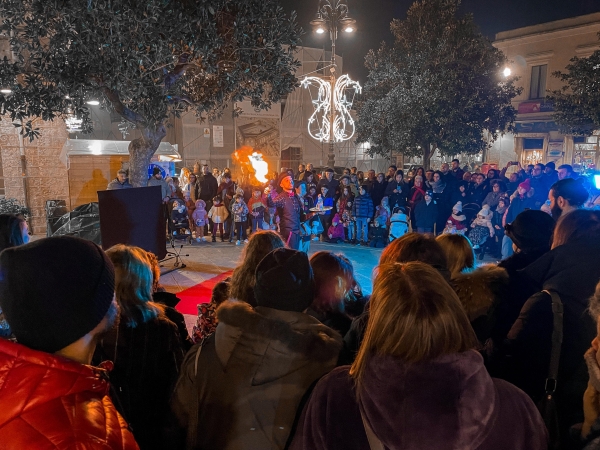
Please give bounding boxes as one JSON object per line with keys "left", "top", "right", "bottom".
{"left": 370, "top": 180, "right": 388, "bottom": 209}
{"left": 197, "top": 173, "right": 218, "bottom": 203}
{"left": 414, "top": 200, "right": 438, "bottom": 228}
{"left": 488, "top": 240, "right": 600, "bottom": 443}
{"left": 384, "top": 180, "right": 407, "bottom": 209}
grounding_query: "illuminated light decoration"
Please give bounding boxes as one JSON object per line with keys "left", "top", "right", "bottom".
{"left": 65, "top": 115, "right": 83, "bottom": 132}
{"left": 86, "top": 100, "right": 100, "bottom": 106}
{"left": 301, "top": 74, "right": 361, "bottom": 143}
{"left": 503, "top": 67, "right": 512, "bottom": 77}
{"left": 0, "top": 88, "right": 12, "bottom": 94}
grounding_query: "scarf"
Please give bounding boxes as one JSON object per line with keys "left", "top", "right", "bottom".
{"left": 495, "top": 205, "right": 507, "bottom": 215}
{"left": 411, "top": 186, "right": 425, "bottom": 203}
{"left": 430, "top": 180, "right": 446, "bottom": 193}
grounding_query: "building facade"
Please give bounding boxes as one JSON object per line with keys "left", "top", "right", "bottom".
{"left": 492, "top": 12, "right": 600, "bottom": 171}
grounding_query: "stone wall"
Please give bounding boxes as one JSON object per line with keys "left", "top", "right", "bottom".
{"left": 0, "top": 117, "right": 70, "bottom": 235}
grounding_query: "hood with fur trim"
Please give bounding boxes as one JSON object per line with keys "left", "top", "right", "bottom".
{"left": 194, "top": 199, "right": 206, "bottom": 210}
{"left": 451, "top": 265, "right": 509, "bottom": 322}
{"left": 215, "top": 301, "right": 342, "bottom": 385}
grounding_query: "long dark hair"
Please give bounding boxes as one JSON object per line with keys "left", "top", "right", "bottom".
{"left": 0, "top": 214, "right": 26, "bottom": 252}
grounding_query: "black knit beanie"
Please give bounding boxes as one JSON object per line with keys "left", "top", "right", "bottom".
{"left": 0, "top": 236, "right": 115, "bottom": 353}
{"left": 505, "top": 210, "right": 555, "bottom": 253}
{"left": 253, "top": 248, "right": 315, "bottom": 312}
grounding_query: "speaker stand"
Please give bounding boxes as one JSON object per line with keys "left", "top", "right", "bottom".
{"left": 159, "top": 242, "right": 190, "bottom": 275}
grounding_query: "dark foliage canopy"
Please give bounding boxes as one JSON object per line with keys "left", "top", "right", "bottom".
{"left": 0, "top": 0, "right": 302, "bottom": 185}
{"left": 549, "top": 36, "right": 600, "bottom": 136}
{"left": 356, "top": 0, "right": 521, "bottom": 165}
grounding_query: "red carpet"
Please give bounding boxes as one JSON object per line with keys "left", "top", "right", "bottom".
{"left": 175, "top": 271, "right": 234, "bottom": 315}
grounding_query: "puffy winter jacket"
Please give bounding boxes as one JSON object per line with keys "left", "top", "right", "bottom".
{"left": 352, "top": 193, "right": 374, "bottom": 219}
{"left": 0, "top": 339, "right": 139, "bottom": 449}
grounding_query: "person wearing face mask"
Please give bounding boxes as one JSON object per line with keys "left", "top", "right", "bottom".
{"left": 548, "top": 178, "right": 589, "bottom": 220}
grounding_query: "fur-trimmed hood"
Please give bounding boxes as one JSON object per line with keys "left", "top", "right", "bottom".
{"left": 215, "top": 301, "right": 342, "bottom": 385}
{"left": 451, "top": 265, "right": 509, "bottom": 321}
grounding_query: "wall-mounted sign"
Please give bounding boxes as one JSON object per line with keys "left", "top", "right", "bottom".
{"left": 213, "top": 125, "right": 224, "bottom": 147}
{"left": 203, "top": 128, "right": 210, "bottom": 138}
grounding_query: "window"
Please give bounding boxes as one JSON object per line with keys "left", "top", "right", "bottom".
{"left": 530, "top": 65, "right": 548, "bottom": 99}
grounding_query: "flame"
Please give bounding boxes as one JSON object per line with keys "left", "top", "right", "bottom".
{"left": 233, "top": 145, "right": 269, "bottom": 184}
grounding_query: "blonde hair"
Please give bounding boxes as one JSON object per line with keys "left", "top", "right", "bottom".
{"left": 229, "top": 231, "right": 285, "bottom": 306}
{"left": 350, "top": 262, "right": 476, "bottom": 392}
{"left": 436, "top": 234, "right": 476, "bottom": 278}
{"left": 106, "top": 245, "right": 164, "bottom": 327}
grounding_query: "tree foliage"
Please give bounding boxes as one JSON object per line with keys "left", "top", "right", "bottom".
{"left": 549, "top": 38, "right": 600, "bottom": 136}
{"left": 356, "top": 0, "right": 521, "bottom": 167}
{"left": 0, "top": 0, "right": 302, "bottom": 186}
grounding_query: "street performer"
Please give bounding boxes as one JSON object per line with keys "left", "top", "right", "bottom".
{"left": 267, "top": 173, "right": 302, "bottom": 250}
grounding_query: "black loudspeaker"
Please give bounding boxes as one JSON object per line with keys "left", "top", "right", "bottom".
{"left": 97, "top": 186, "right": 167, "bottom": 260}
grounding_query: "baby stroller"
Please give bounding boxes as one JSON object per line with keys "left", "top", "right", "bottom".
{"left": 167, "top": 198, "right": 192, "bottom": 245}
{"left": 389, "top": 206, "right": 409, "bottom": 242}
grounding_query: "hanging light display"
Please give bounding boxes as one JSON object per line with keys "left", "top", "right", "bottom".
{"left": 301, "top": 74, "right": 361, "bottom": 143}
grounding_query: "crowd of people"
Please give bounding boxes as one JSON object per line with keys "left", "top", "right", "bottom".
{"left": 0, "top": 200, "right": 600, "bottom": 448}
{"left": 113, "top": 159, "right": 600, "bottom": 256}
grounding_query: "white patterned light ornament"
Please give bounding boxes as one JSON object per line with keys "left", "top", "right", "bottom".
{"left": 301, "top": 74, "right": 361, "bottom": 143}
{"left": 65, "top": 116, "right": 83, "bottom": 133}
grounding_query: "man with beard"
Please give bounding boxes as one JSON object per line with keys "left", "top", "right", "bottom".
{"left": 268, "top": 174, "right": 303, "bottom": 250}
{"left": 548, "top": 178, "right": 589, "bottom": 219}
{"left": 0, "top": 237, "right": 138, "bottom": 449}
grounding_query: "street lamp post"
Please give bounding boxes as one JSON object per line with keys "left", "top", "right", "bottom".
{"left": 310, "top": 1, "right": 356, "bottom": 169}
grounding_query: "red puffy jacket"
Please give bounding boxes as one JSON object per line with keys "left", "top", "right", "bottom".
{"left": 0, "top": 339, "right": 139, "bottom": 449}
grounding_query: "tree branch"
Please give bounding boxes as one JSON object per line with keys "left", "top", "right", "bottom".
{"left": 89, "top": 75, "right": 146, "bottom": 127}
{"left": 164, "top": 53, "right": 195, "bottom": 90}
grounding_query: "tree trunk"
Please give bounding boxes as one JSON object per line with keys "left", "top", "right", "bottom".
{"left": 128, "top": 124, "right": 167, "bottom": 188}
{"left": 422, "top": 142, "right": 432, "bottom": 170}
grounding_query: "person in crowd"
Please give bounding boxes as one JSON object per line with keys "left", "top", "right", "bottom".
{"left": 337, "top": 185, "right": 355, "bottom": 217}
{"left": 303, "top": 171, "right": 317, "bottom": 194}
{"left": 558, "top": 164, "right": 577, "bottom": 181}
{"left": 436, "top": 233, "right": 476, "bottom": 278}
{"left": 230, "top": 194, "right": 249, "bottom": 245}
{"left": 343, "top": 233, "right": 451, "bottom": 364}
{"left": 228, "top": 230, "right": 286, "bottom": 308}
{"left": 218, "top": 174, "right": 236, "bottom": 238}
{"left": 385, "top": 165, "right": 397, "bottom": 182}
{"left": 430, "top": 170, "right": 452, "bottom": 234}
{"left": 197, "top": 165, "right": 218, "bottom": 231}
{"left": 408, "top": 175, "right": 426, "bottom": 227}
{"left": 368, "top": 216, "right": 388, "bottom": 248}
{"left": 315, "top": 185, "right": 335, "bottom": 237}
{"left": 183, "top": 191, "right": 196, "bottom": 229}
{"left": 549, "top": 177, "right": 589, "bottom": 219}
{"left": 408, "top": 167, "right": 425, "bottom": 189}
{"left": 451, "top": 158, "right": 465, "bottom": 181}
{"left": 502, "top": 178, "right": 536, "bottom": 259}
{"left": 463, "top": 171, "right": 473, "bottom": 184}
{"left": 167, "top": 249, "right": 342, "bottom": 450}
{"left": 307, "top": 251, "right": 358, "bottom": 337}
{"left": 440, "top": 162, "right": 456, "bottom": 186}
{"left": 357, "top": 170, "right": 365, "bottom": 185}
{"left": 211, "top": 166, "right": 221, "bottom": 184}
{"left": 191, "top": 280, "right": 230, "bottom": 343}
{"left": 529, "top": 163, "right": 550, "bottom": 209}
{"left": 446, "top": 201, "right": 467, "bottom": 234}
{"left": 170, "top": 199, "right": 189, "bottom": 235}
{"left": 370, "top": 173, "right": 388, "bottom": 209}
{"left": 414, "top": 190, "right": 438, "bottom": 234}
{"left": 0, "top": 237, "right": 139, "bottom": 449}
{"left": 307, "top": 184, "right": 318, "bottom": 202}
{"left": 352, "top": 184, "right": 374, "bottom": 246}
{"left": 577, "top": 281, "right": 600, "bottom": 449}
{"left": 469, "top": 173, "right": 487, "bottom": 206}
{"left": 268, "top": 173, "right": 303, "bottom": 250}
{"left": 490, "top": 196, "right": 509, "bottom": 257}
{"left": 208, "top": 196, "right": 228, "bottom": 242}
{"left": 451, "top": 180, "right": 469, "bottom": 206}
{"left": 487, "top": 210, "right": 600, "bottom": 447}
{"left": 468, "top": 204, "right": 495, "bottom": 258}
{"left": 327, "top": 213, "right": 345, "bottom": 243}
{"left": 374, "top": 196, "right": 391, "bottom": 225}
{"left": 363, "top": 169, "right": 377, "bottom": 191}
{"left": 384, "top": 170, "right": 406, "bottom": 209}
{"left": 0, "top": 213, "right": 29, "bottom": 338}
{"left": 94, "top": 245, "right": 185, "bottom": 450}
{"left": 483, "top": 180, "right": 507, "bottom": 209}
{"left": 108, "top": 168, "right": 133, "bottom": 190}
{"left": 148, "top": 166, "right": 170, "bottom": 203}
{"left": 170, "top": 176, "right": 184, "bottom": 199}
{"left": 544, "top": 161, "right": 559, "bottom": 186}
{"left": 183, "top": 172, "right": 198, "bottom": 201}
{"left": 249, "top": 187, "right": 267, "bottom": 234}
{"left": 317, "top": 168, "right": 340, "bottom": 199}
{"left": 296, "top": 164, "right": 306, "bottom": 181}
{"left": 424, "top": 169, "right": 435, "bottom": 188}
{"left": 291, "top": 262, "right": 548, "bottom": 450}
{"left": 192, "top": 199, "right": 208, "bottom": 242}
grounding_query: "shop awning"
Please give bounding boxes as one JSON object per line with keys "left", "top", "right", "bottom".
{"left": 60, "top": 139, "right": 181, "bottom": 166}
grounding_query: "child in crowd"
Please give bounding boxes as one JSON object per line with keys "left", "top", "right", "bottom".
{"left": 414, "top": 191, "right": 438, "bottom": 234}
{"left": 468, "top": 204, "right": 495, "bottom": 250}
{"left": 375, "top": 196, "right": 391, "bottom": 226}
{"left": 340, "top": 198, "right": 355, "bottom": 243}
{"left": 249, "top": 188, "right": 267, "bottom": 234}
{"left": 445, "top": 201, "right": 467, "bottom": 234}
{"left": 183, "top": 192, "right": 196, "bottom": 231}
{"left": 352, "top": 184, "right": 374, "bottom": 246}
{"left": 208, "top": 196, "right": 228, "bottom": 242}
{"left": 191, "top": 279, "right": 230, "bottom": 343}
{"left": 389, "top": 207, "right": 409, "bottom": 241}
{"left": 308, "top": 185, "right": 318, "bottom": 203}
{"left": 192, "top": 199, "right": 208, "bottom": 242}
{"left": 369, "top": 216, "right": 388, "bottom": 248}
{"left": 231, "top": 194, "right": 249, "bottom": 245}
{"left": 170, "top": 199, "right": 190, "bottom": 235}
{"left": 327, "top": 213, "right": 345, "bottom": 243}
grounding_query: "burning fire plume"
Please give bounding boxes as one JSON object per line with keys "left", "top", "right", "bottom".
{"left": 233, "top": 146, "right": 269, "bottom": 184}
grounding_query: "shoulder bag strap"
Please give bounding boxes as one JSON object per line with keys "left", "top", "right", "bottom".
{"left": 542, "top": 290, "right": 564, "bottom": 396}
{"left": 359, "top": 408, "right": 385, "bottom": 450}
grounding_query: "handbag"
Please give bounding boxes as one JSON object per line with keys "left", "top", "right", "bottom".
{"left": 537, "top": 289, "right": 563, "bottom": 450}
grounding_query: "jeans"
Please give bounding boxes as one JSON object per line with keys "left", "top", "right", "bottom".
{"left": 346, "top": 221, "right": 356, "bottom": 240}
{"left": 232, "top": 221, "right": 244, "bottom": 241}
{"left": 251, "top": 218, "right": 262, "bottom": 233}
{"left": 356, "top": 218, "right": 369, "bottom": 241}
{"left": 502, "top": 234, "right": 514, "bottom": 260}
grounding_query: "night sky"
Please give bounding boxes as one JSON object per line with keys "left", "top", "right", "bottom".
{"left": 279, "top": 0, "right": 600, "bottom": 83}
